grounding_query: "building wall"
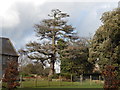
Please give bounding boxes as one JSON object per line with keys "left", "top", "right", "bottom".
{"left": 0, "top": 55, "right": 2, "bottom": 79}
{"left": 0, "top": 37, "right": 18, "bottom": 81}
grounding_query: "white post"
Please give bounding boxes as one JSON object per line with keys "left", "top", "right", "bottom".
{"left": 80, "top": 74, "right": 83, "bottom": 85}
{"left": 48, "top": 76, "right": 50, "bottom": 87}
{"left": 34, "top": 75, "right": 37, "bottom": 87}
{"left": 59, "top": 75, "right": 61, "bottom": 86}
{"left": 71, "top": 74, "right": 73, "bottom": 85}
{"left": 90, "top": 75, "right": 92, "bottom": 85}
{"left": 20, "top": 74, "right": 22, "bottom": 88}
{"left": 99, "top": 75, "right": 101, "bottom": 84}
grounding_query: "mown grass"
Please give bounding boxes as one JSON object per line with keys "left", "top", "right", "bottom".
{"left": 20, "top": 79, "right": 103, "bottom": 88}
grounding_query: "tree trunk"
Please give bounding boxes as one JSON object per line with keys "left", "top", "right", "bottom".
{"left": 49, "top": 35, "right": 56, "bottom": 76}
{"left": 49, "top": 56, "right": 55, "bottom": 76}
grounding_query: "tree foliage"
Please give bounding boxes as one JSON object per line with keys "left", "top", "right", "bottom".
{"left": 21, "top": 9, "right": 77, "bottom": 76}
{"left": 89, "top": 8, "right": 120, "bottom": 88}
{"left": 2, "top": 61, "right": 20, "bottom": 89}
{"left": 102, "top": 65, "right": 120, "bottom": 89}
{"left": 61, "top": 38, "right": 94, "bottom": 75}
{"left": 89, "top": 8, "right": 120, "bottom": 69}
{"left": 21, "top": 63, "right": 50, "bottom": 76}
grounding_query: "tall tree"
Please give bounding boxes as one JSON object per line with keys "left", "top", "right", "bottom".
{"left": 89, "top": 8, "right": 120, "bottom": 87}
{"left": 23, "top": 9, "right": 77, "bottom": 76}
{"left": 61, "top": 38, "right": 94, "bottom": 75}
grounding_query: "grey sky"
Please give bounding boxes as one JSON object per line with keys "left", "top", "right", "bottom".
{"left": 0, "top": 1, "right": 119, "bottom": 50}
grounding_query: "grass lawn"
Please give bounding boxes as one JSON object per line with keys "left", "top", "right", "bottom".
{"left": 20, "top": 79, "right": 103, "bottom": 88}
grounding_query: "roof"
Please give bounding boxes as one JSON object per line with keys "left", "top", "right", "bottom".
{"left": 0, "top": 37, "right": 18, "bottom": 56}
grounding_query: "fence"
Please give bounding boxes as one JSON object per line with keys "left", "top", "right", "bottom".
{"left": 20, "top": 74, "right": 104, "bottom": 88}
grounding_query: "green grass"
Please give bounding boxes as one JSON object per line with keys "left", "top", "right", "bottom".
{"left": 20, "top": 79, "right": 103, "bottom": 88}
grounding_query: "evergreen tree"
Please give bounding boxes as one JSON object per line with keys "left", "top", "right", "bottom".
{"left": 89, "top": 8, "right": 120, "bottom": 88}
{"left": 22, "top": 9, "right": 77, "bottom": 76}
{"left": 61, "top": 38, "right": 94, "bottom": 75}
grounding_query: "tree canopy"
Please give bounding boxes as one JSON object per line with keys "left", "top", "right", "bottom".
{"left": 89, "top": 8, "right": 120, "bottom": 78}
{"left": 61, "top": 38, "right": 94, "bottom": 75}
{"left": 21, "top": 9, "right": 78, "bottom": 76}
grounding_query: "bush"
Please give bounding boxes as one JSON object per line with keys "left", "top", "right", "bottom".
{"left": 2, "top": 61, "right": 20, "bottom": 89}
{"left": 102, "top": 65, "right": 120, "bottom": 89}
{"left": 50, "top": 74, "right": 60, "bottom": 79}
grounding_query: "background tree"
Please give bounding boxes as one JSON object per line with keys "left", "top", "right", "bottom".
{"left": 23, "top": 9, "right": 77, "bottom": 76}
{"left": 18, "top": 49, "right": 32, "bottom": 67}
{"left": 2, "top": 60, "right": 20, "bottom": 90}
{"left": 89, "top": 8, "right": 120, "bottom": 88}
{"left": 21, "top": 63, "right": 50, "bottom": 76}
{"left": 61, "top": 38, "right": 94, "bottom": 76}
{"left": 21, "top": 63, "right": 36, "bottom": 75}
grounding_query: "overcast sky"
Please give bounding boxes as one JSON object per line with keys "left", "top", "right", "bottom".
{"left": 0, "top": 0, "right": 119, "bottom": 50}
